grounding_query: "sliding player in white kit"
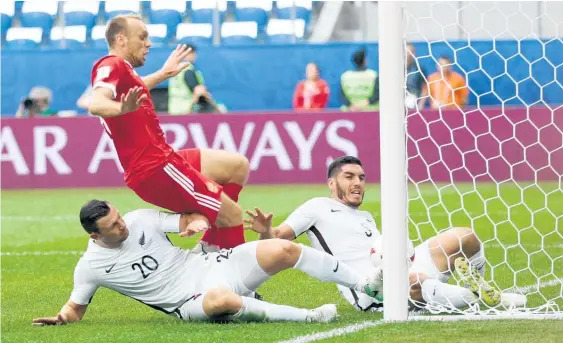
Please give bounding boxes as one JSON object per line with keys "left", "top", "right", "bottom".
{"left": 32, "top": 199, "right": 383, "bottom": 326}
{"left": 245, "top": 156, "right": 518, "bottom": 313}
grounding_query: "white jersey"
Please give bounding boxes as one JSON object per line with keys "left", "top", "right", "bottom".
{"left": 282, "top": 197, "right": 381, "bottom": 310}
{"left": 70, "top": 209, "right": 197, "bottom": 317}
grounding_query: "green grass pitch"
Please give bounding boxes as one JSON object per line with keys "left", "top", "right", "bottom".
{"left": 2, "top": 184, "right": 562, "bottom": 343}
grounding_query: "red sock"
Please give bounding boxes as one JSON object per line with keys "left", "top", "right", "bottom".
{"left": 223, "top": 183, "right": 243, "bottom": 202}
{"left": 201, "top": 183, "right": 245, "bottom": 249}
{"left": 217, "top": 225, "right": 245, "bottom": 249}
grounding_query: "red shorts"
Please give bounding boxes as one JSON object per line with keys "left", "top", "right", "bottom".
{"left": 131, "top": 149, "right": 223, "bottom": 223}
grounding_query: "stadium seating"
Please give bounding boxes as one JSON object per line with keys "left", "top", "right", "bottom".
{"left": 1, "top": 0, "right": 314, "bottom": 49}
{"left": 5, "top": 27, "right": 43, "bottom": 49}
{"left": 147, "top": 24, "right": 168, "bottom": 46}
{"left": 149, "top": 1, "right": 186, "bottom": 37}
{"left": 20, "top": 1, "right": 59, "bottom": 32}
{"left": 50, "top": 26, "right": 87, "bottom": 49}
{"left": 91, "top": 25, "right": 107, "bottom": 48}
{"left": 63, "top": 1, "right": 99, "bottom": 29}
{"left": 176, "top": 23, "right": 213, "bottom": 45}
{"left": 234, "top": 1, "right": 273, "bottom": 32}
{"left": 266, "top": 19, "right": 305, "bottom": 44}
{"left": 0, "top": 1, "right": 15, "bottom": 39}
{"left": 104, "top": 1, "right": 139, "bottom": 21}
{"left": 276, "top": 0, "right": 312, "bottom": 22}
{"left": 221, "top": 21, "right": 258, "bottom": 45}
{"left": 191, "top": 0, "right": 227, "bottom": 24}
{"left": 14, "top": 0, "right": 23, "bottom": 15}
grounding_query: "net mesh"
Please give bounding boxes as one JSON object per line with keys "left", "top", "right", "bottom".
{"left": 401, "top": 1, "right": 563, "bottom": 316}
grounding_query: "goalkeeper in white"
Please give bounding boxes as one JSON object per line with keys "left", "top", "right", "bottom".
{"left": 32, "top": 199, "right": 383, "bottom": 326}
{"left": 245, "top": 156, "right": 524, "bottom": 312}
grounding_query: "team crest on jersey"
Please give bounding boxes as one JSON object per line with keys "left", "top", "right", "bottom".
{"left": 138, "top": 231, "right": 152, "bottom": 249}
{"left": 95, "top": 66, "right": 111, "bottom": 82}
{"left": 206, "top": 181, "right": 218, "bottom": 193}
{"left": 139, "top": 232, "right": 146, "bottom": 246}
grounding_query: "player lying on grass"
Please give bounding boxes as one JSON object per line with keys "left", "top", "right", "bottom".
{"left": 245, "top": 156, "right": 524, "bottom": 312}
{"left": 32, "top": 200, "right": 383, "bottom": 326}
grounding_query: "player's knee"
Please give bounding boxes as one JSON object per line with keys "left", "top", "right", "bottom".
{"left": 409, "top": 272, "right": 426, "bottom": 302}
{"left": 204, "top": 288, "right": 242, "bottom": 315}
{"left": 272, "top": 240, "right": 301, "bottom": 266}
{"left": 455, "top": 227, "right": 481, "bottom": 255}
{"left": 231, "top": 154, "right": 250, "bottom": 185}
{"left": 453, "top": 226, "right": 474, "bottom": 239}
{"left": 237, "top": 154, "right": 250, "bottom": 176}
{"left": 409, "top": 272, "right": 425, "bottom": 287}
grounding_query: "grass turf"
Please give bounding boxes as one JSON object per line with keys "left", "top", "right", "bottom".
{"left": 1, "top": 184, "right": 562, "bottom": 342}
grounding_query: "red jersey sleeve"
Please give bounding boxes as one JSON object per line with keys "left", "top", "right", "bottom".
{"left": 91, "top": 56, "right": 126, "bottom": 100}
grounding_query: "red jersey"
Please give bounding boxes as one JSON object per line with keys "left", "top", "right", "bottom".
{"left": 292, "top": 79, "right": 330, "bottom": 110}
{"left": 91, "top": 55, "right": 173, "bottom": 187}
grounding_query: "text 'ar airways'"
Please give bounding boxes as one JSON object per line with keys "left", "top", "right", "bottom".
{"left": 0, "top": 113, "right": 363, "bottom": 188}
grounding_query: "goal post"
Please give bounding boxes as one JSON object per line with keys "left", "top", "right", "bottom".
{"left": 378, "top": 1, "right": 409, "bottom": 322}
{"left": 378, "top": 1, "right": 563, "bottom": 321}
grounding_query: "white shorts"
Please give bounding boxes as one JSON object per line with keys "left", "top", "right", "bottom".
{"left": 410, "top": 240, "right": 451, "bottom": 283}
{"left": 184, "top": 240, "right": 270, "bottom": 296}
{"left": 178, "top": 241, "right": 271, "bottom": 321}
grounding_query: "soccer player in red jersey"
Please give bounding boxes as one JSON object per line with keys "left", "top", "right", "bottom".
{"left": 88, "top": 14, "right": 248, "bottom": 250}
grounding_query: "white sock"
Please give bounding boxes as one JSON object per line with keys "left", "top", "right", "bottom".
{"left": 232, "top": 296, "right": 313, "bottom": 322}
{"left": 469, "top": 245, "right": 486, "bottom": 277}
{"left": 421, "top": 279, "right": 478, "bottom": 309}
{"left": 293, "top": 244, "right": 364, "bottom": 292}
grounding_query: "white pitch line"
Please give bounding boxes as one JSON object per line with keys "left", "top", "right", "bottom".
{"left": 277, "top": 278, "right": 563, "bottom": 343}
{"left": 486, "top": 243, "right": 563, "bottom": 249}
{"left": 508, "top": 278, "right": 563, "bottom": 294}
{"left": 0, "top": 251, "right": 83, "bottom": 257}
{"left": 0, "top": 215, "right": 75, "bottom": 222}
{"left": 276, "top": 320, "right": 384, "bottom": 343}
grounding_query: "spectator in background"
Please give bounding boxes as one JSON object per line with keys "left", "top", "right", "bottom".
{"left": 339, "top": 48, "right": 379, "bottom": 112}
{"left": 405, "top": 43, "right": 427, "bottom": 109}
{"left": 292, "top": 63, "right": 330, "bottom": 111}
{"left": 168, "top": 44, "right": 225, "bottom": 115}
{"left": 419, "top": 55, "right": 468, "bottom": 109}
{"left": 15, "top": 86, "right": 57, "bottom": 118}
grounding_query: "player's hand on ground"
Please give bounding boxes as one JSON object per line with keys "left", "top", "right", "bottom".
{"left": 161, "top": 44, "right": 192, "bottom": 78}
{"left": 120, "top": 86, "right": 147, "bottom": 114}
{"left": 32, "top": 313, "right": 67, "bottom": 326}
{"left": 180, "top": 219, "right": 210, "bottom": 238}
{"left": 244, "top": 207, "right": 273, "bottom": 234}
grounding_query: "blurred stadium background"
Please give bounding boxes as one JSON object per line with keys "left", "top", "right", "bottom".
{"left": 1, "top": 1, "right": 563, "bottom": 342}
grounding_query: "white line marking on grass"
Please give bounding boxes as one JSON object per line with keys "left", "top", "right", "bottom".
{"left": 276, "top": 320, "right": 384, "bottom": 343}
{"left": 508, "top": 278, "right": 563, "bottom": 294}
{"left": 486, "top": 243, "right": 563, "bottom": 249}
{"left": 0, "top": 251, "right": 83, "bottom": 257}
{"left": 1, "top": 215, "right": 75, "bottom": 222}
{"left": 277, "top": 279, "right": 563, "bottom": 343}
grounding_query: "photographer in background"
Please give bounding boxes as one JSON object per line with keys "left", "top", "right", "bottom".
{"left": 168, "top": 44, "right": 225, "bottom": 115}
{"left": 15, "top": 87, "right": 57, "bottom": 118}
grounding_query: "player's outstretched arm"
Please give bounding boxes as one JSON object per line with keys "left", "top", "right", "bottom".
{"left": 89, "top": 87, "right": 147, "bottom": 117}
{"left": 142, "top": 44, "right": 193, "bottom": 90}
{"left": 32, "top": 300, "right": 87, "bottom": 326}
{"left": 244, "top": 208, "right": 297, "bottom": 240}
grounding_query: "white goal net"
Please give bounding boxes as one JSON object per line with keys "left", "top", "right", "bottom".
{"left": 379, "top": 1, "right": 563, "bottom": 320}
